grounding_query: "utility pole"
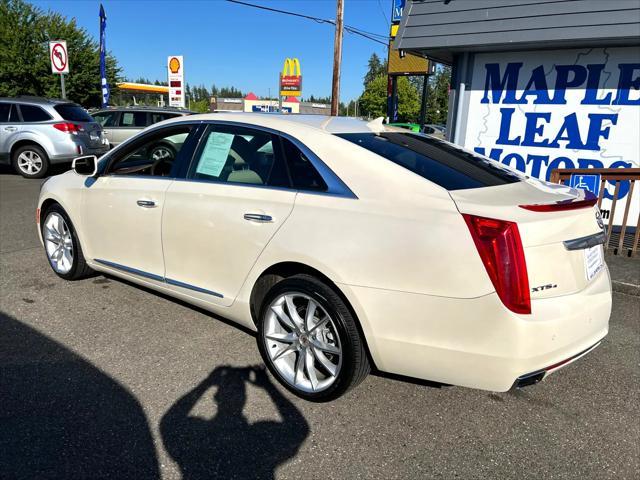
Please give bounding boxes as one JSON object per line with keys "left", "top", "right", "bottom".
{"left": 419, "top": 75, "right": 428, "bottom": 127}
{"left": 331, "top": 0, "right": 344, "bottom": 116}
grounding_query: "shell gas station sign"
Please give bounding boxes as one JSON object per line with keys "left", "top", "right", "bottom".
{"left": 167, "top": 55, "right": 185, "bottom": 108}
{"left": 280, "top": 58, "right": 302, "bottom": 97}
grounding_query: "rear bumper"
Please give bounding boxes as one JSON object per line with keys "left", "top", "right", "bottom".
{"left": 511, "top": 340, "right": 602, "bottom": 388}
{"left": 50, "top": 144, "right": 109, "bottom": 164}
{"left": 342, "top": 265, "right": 612, "bottom": 392}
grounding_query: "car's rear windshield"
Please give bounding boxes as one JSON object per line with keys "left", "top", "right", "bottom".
{"left": 54, "top": 104, "right": 94, "bottom": 122}
{"left": 336, "top": 132, "right": 521, "bottom": 190}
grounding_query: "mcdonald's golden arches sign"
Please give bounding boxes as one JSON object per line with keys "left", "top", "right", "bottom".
{"left": 279, "top": 58, "right": 302, "bottom": 97}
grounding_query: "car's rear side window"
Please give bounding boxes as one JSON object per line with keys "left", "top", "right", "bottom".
{"left": 19, "top": 104, "right": 52, "bottom": 122}
{"left": 336, "top": 132, "right": 521, "bottom": 191}
{"left": 280, "top": 137, "right": 327, "bottom": 191}
{"left": 54, "top": 104, "right": 94, "bottom": 122}
{"left": 0, "top": 103, "right": 11, "bottom": 122}
{"left": 119, "top": 111, "right": 147, "bottom": 127}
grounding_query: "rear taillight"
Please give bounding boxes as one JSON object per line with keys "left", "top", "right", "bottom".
{"left": 463, "top": 214, "right": 531, "bottom": 315}
{"left": 53, "top": 122, "right": 84, "bottom": 134}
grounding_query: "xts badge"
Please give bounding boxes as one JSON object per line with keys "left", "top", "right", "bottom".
{"left": 532, "top": 284, "right": 558, "bottom": 292}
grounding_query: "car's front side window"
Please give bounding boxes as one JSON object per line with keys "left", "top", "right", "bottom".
{"left": 106, "top": 125, "right": 193, "bottom": 178}
{"left": 92, "top": 111, "right": 117, "bottom": 127}
{"left": 188, "top": 125, "right": 289, "bottom": 187}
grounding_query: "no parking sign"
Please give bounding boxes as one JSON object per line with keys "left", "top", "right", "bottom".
{"left": 49, "top": 41, "right": 69, "bottom": 74}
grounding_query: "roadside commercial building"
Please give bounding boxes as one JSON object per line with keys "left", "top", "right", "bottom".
{"left": 394, "top": 0, "right": 640, "bottom": 223}
{"left": 211, "top": 94, "right": 331, "bottom": 115}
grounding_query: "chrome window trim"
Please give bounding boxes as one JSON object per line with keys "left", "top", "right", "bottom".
{"left": 191, "top": 120, "right": 357, "bottom": 199}
{"left": 563, "top": 231, "right": 606, "bottom": 251}
{"left": 94, "top": 258, "right": 224, "bottom": 298}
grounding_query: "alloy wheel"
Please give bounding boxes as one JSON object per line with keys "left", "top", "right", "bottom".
{"left": 44, "top": 212, "right": 74, "bottom": 274}
{"left": 17, "top": 150, "right": 43, "bottom": 176}
{"left": 263, "top": 292, "right": 342, "bottom": 393}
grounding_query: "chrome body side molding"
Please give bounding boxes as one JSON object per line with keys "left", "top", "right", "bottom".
{"left": 94, "top": 259, "right": 224, "bottom": 298}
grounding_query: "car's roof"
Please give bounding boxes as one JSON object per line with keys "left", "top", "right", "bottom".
{"left": 163, "top": 112, "right": 388, "bottom": 134}
{"left": 0, "top": 96, "right": 77, "bottom": 106}
{"left": 93, "top": 106, "right": 194, "bottom": 114}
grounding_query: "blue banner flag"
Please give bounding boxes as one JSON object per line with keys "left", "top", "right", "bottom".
{"left": 99, "top": 4, "right": 109, "bottom": 108}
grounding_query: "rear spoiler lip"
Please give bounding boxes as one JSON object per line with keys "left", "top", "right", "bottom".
{"left": 519, "top": 191, "right": 598, "bottom": 212}
{"left": 563, "top": 231, "right": 606, "bottom": 251}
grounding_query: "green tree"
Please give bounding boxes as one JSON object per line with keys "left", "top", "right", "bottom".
{"left": 363, "top": 53, "right": 386, "bottom": 87}
{"left": 359, "top": 74, "right": 420, "bottom": 122}
{"left": 425, "top": 65, "right": 451, "bottom": 124}
{"left": 0, "top": 0, "right": 121, "bottom": 107}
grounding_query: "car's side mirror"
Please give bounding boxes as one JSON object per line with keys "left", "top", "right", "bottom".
{"left": 72, "top": 155, "right": 98, "bottom": 176}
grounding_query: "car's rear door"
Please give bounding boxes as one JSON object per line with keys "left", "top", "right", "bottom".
{"left": 0, "top": 102, "right": 20, "bottom": 161}
{"left": 161, "top": 123, "right": 297, "bottom": 307}
{"left": 81, "top": 123, "right": 199, "bottom": 280}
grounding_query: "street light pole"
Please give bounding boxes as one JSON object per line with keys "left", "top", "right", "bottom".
{"left": 331, "top": 0, "right": 344, "bottom": 116}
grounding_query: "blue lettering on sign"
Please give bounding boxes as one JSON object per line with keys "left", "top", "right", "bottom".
{"left": 392, "top": 0, "right": 405, "bottom": 22}
{"left": 476, "top": 58, "right": 638, "bottom": 206}
{"left": 569, "top": 174, "right": 601, "bottom": 195}
{"left": 482, "top": 62, "right": 640, "bottom": 105}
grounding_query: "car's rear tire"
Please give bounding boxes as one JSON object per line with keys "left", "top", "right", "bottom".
{"left": 41, "top": 204, "right": 93, "bottom": 280}
{"left": 257, "top": 274, "right": 370, "bottom": 402}
{"left": 12, "top": 144, "right": 50, "bottom": 179}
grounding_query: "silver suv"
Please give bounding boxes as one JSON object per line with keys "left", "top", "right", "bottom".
{"left": 91, "top": 107, "right": 193, "bottom": 148}
{"left": 0, "top": 97, "right": 109, "bottom": 178}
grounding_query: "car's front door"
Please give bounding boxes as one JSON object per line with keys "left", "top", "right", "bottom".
{"left": 81, "top": 124, "right": 198, "bottom": 280}
{"left": 161, "top": 123, "right": 297, "bottom": 306}
{"left": 91, "top": 110, "right": 119, "bottom": 147}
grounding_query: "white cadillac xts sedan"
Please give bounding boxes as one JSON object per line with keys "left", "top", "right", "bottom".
{"left": 37, "top": 113, "right": 612, "bottom": 401}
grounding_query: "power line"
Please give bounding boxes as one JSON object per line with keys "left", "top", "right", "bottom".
{"left": 377, "top": 0, "right": 389, "bottom": 24}
{"left": 226, "top": 0, "right": 332, "bottom": 25}
{"left": 226, "top": 0, "right": 389, "bottom": 46}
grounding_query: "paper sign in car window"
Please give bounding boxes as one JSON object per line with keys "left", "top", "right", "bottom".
{"left": 195, "top": 132, "right": 234, "bottom": 177}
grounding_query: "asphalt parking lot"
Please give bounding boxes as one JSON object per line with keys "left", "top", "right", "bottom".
{"left": 1, "top": 169, "right": 639, "bottom": 480}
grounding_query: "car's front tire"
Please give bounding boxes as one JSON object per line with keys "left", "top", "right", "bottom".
{"left": 257, "top": 274, "right": 370, "bottom": 402}
{"left": 41, "top": 204, "right": 93, "bottom": 280}
{"left": 12, "top": 144, "right": 50, "bottom": 179}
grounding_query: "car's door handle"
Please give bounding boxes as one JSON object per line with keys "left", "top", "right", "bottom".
{"left": 137, "top": 199, "right": 157, "bottom": 208}
{"left": 4, "top": 126, "right": 17, "bottom": 132}
{"left": 244, "top": 213, "right": 273, "bottom": 223}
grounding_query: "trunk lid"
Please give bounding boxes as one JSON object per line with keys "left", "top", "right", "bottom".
{"left": 75, "top": 121, "right": 105, "bottom": 148}
{"left": 53, "top": 103, "right": 105, "bottom": 148}
{"left": 450, "top": 179, "right": 605, "bottom": 300}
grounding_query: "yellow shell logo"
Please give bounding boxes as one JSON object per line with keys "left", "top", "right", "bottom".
{"left": 169, "top": 57, "right": 181, "bottom": 74}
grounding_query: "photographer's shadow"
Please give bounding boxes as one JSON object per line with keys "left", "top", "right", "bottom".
{"left": 160, "top": 365, "right": 309, "bottom": 480}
